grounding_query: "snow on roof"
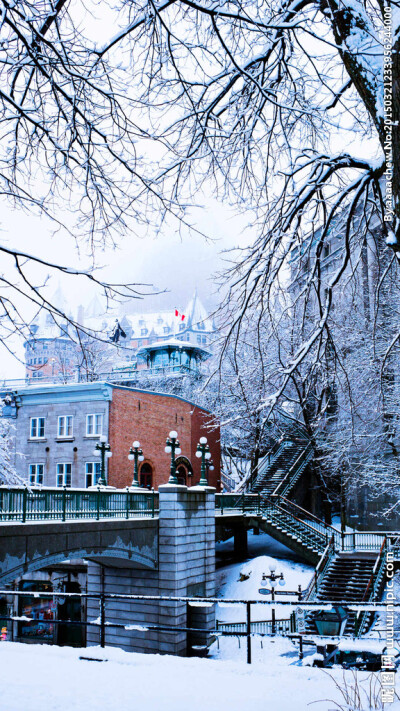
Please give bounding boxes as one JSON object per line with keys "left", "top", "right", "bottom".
{"left": 28, "top": 288, "right": 214, "bottom": 343}
{"left": 184, "top": 289, "right": 214, "bottom": 331}
{"left": 127, "top": 310, "right": 175, "bottom": 336}
{"left": 136, "top": 338, "right": 210, "bottom": 357}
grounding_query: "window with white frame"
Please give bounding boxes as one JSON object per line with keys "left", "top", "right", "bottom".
{"left": 85, "top": 462, "right": 101, "bottom": 488}
{"left": 57, "top": 415, "right": 73, "bottom": 438}
{"left": 86, "top": 414, "right": 103, "bottom": 436}
{"left": 30, "top": 417, "right": 45, "bottom": 439}
{"left": 56, "top": 463, "right": 72, "bottom": 487}
{"left": 29, "top": 463, "right": 44, "bottom": 485}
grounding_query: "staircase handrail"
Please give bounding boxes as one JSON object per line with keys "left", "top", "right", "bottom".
{"left": 355, "top": 536, "right": 387, "bottom": 637}
{"left": 249, "top": 435, "right": 287, "bottom": 490}
{"left": 260, "top": 494, "right": 330, "bottom": 546}
{"left": 274, "top": 496, "right": 340, "bottom": 543}
{"left": 303, "top": 535, "right": 336, "bottom": 601}
{"left": 271, "top": 442, "right": 313, "bottom": 498}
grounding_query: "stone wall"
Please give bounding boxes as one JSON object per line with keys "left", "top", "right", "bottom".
{"left": 14, "top": 395, "right": 110, "bottom": 488}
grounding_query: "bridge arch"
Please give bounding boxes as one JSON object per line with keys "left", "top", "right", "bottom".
{"left": 0, "top": 519, "right": 158, "bottom": 586}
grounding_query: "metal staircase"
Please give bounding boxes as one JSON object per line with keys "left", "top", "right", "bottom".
{"left": 303, "top": 537, "right": 388, "bottom": 637}
{"left": 248, "top": 412, "right": 314, "bottom": 505}
{"left": 251, "top": 438, "right": 313, "bottom": 496}
{"left": 216, "top": 493, "right": 339, "bottom": 564}
{"left": 257, "top": 496, "right": 330, "bottom": 564}
{"left": 216, "top": 493, "right": 396, "bottom": 634}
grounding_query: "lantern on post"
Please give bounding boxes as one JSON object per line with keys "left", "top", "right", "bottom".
{"left": 165, "top": 431, "right": 181, "bottom": 484}
{"left": 195, "top": 437, "right": 212, "bottom": 486}
{"left": 93, "top": 435, "right": 112, "bottom": 486}
{"left": 128, "top": 441, "right": 144, "bottom": 488}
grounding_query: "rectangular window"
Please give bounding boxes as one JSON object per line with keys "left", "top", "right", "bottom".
{"left": 29, "top": 463, "right": 44, "bottom": 485}
{"left": 30, "top": 417, "right": 45, "bottom": 439}
{"left": 58, "top": 415, "right": 73, "bottom": 438}
{"left": 86, "top": 414, "right": 103, "bottom": 436}
{"left": 85, "top": 462, "right": 101, "bottom": 488}
{"left": 56, "top": 463, "right": 72, "bottom": 487}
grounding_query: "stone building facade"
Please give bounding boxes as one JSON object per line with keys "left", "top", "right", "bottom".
{"left": 1, "top": 382, "right": 221, "bottom": 490}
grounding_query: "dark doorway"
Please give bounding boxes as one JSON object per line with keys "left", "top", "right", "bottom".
{"left": 57, "top": 581, "right": 83, "bottom": 647}
{"left": 140, "top": 462, "right": 153, "bottom": 489}
{"left": 177, "top": 465, "right": 187, "bottom": 486}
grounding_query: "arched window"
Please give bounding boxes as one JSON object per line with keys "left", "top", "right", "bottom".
{"left": 139, "top": 462, "right": 153, "bottom": 489}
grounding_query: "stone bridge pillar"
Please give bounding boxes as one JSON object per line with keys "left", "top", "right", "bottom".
{"left": 158, "top": 484, "right": 215, "bottom": 655}
{"left": 86, "top": 485, "right": 215, "bottom": 656}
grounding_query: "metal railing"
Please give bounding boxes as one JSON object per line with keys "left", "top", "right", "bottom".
{"left": 2, "top": 589, "right": 394, "bottom": 671}
{"left": 354, "top": 537, "right": 388, "bottom": 637}
{"left": 1, "top": 588, "right": 396, "bottom": 667}
{"left": 215, "top": 492, "right": 400, "bottom": 558}
{"left": 216, "top": 616, "right": 296, "bottom": 636}
{"left": 303, "top": 536, "right": 336, "bottom": 601}
{"left": 215, "top": 493, "right": 262, "bottom": 516}
{"left": 272, "top": 442, "right": 314, "bottom": 498}
{"left": 0, "top": 486, "right": 159, "bottom": 522}
{"left": 0, "top": 364, "right": 200, "bottom": 392}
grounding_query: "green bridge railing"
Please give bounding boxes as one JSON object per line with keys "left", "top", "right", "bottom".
{"left": 0, "top": 486, "right": 159, "bottom": 522}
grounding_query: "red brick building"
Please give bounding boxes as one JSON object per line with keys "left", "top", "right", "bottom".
{"left": 108, "top": 386, "right": 220, "bottom": 490}
{"left": 2, "top": 382, "right": 220, "bottom": 491}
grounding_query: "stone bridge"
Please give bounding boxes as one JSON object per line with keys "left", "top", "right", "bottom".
{"left": 0, "top": 485, "right": 215, "bottom": 656}
{"left": 0, "top": 517, "right": 158, "bottom": 586}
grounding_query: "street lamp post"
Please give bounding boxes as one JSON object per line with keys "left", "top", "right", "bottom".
{"left": 205, "top": 458, "right": 214, "bottom": 483}
{"left": 165, "top": 431, "right": 181, "bottom": 484}
{"left": 128, "top": 441, "right": 144, "bottom": 488}
{"left": 195, "top": 437, "right": 212, "bottom": 486}
{"left": 260, "top": 564, "right": 286, "bottom": 635}
{"left": 93, "top": 435, "right": 112, "bottom": 486}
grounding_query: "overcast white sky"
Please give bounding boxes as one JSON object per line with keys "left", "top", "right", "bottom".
{"left": 0, "top": 193, "right": 252, "bottom": 379}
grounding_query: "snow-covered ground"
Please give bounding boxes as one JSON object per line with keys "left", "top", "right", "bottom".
{"left": 215, "top": 530, "right": 314, "bottom": 624}
{"left": 2, "top": 640, "right": 397, "bottom": 711}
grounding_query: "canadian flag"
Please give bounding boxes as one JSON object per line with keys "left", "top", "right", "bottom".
{"left": 175, "top": 309, "right": 185, "bottom": 321}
